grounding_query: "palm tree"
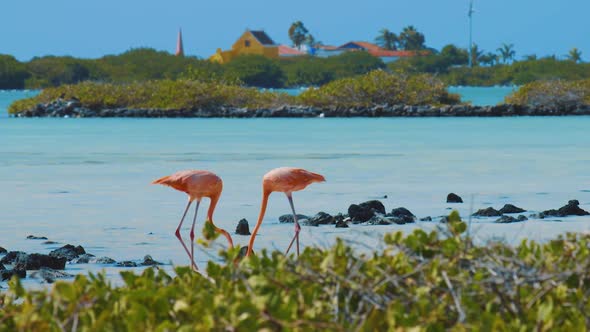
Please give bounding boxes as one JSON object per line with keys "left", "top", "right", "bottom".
{"left": 288, "top": 21, "right": 309, "bottom": 49}
{"left": 479, "top": 52, "right": 499, "bottom": 66}
{"left": 470, "top": 44, "right": 483, "bottom": 66}
{"left": 497, "top": 43, "right": 515, "bottom": 64}
{"left": 399, "top": 25, "right": 425, "bottom": 50}
{"left": 567, "top": 47, "right": 582, "bottom": 63}
{"left": 375, "top": 29, "right": 398, "bottom": 50}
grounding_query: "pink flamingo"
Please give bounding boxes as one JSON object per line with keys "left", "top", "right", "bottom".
{"left": 152, "top": 170, "right": 234, "bottom": 270}
{"left": 246, "top": 167, "right": 326, "bottom": 257}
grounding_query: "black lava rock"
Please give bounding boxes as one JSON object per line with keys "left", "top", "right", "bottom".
{"left": 0, "top": 251, "right": 27, "bottom": 265}
{"left": 499, "top": 204, "right": 526, "bottom": 214}
{"left": 116, "top": 261, "right": 137, "bottom": 267}
{"left": 473, "top": 207, "right": 502, "bottom": 217}
{"left": 366, "top": 215, "right": 408, "bottom": 225}
{"left": 333, "top": 213, "right": 346, "bottom": 224}
{"left": 49, "top": 244, "right": 86, "bottom": 261}
{"left": 301, "top": 218, "right": 319, "bottom": 227}
{"left": 26, "top": 235, "right": 48, "bottom": 240}
{"left": 30, "top": 254, "right": 67, "bottom": 270}
{"left": 447, "top": 193, "right": 463, "bottom": 203}
{"left": 238, "top": 246, "right": 249, "bottom": 258}
{"left": 309, "top": 212, "right": 335, "bottom": 225}
{"left": 15, "top": 253, "right": 67, "bottom": 270}
{"left": 388, "top": 207, "right": 416, "bottom": 223}
{"left": 30, "top": 268, "right": 73, "bottom": 283}
{"left": 95, "top": 257, "right": 116, "bottom": 264}
{"left": 348, "top": 200, "right": 386, "bottom": 222}
{"left": 540, "top": 200, "right": 590, "bottom": 218}
{"left": 496, "top": 216, "right": 518, "bottom": 223}
{"left": 279, "top": 214, "right": 309, "bottom": 223}
{"left": 0, "top": 247, "right": 6, "bottom": 254}
{"left": 72, "top": 254, "right": 95, "bottom": 264}
{"left": 141, "top": 255, "right": 162, "bottom": 266}
{"left": 517, "top": 215, "right": 528, "bottom": 222}
{"left": 1, "top": 268, "right": 26, "bottom": 281}
{"left": 235, "top": 218, "right": 251, "bottom": 235}
{"left": 335, "top": 219, "right": 349, "bottom": 228}
{"left": 420, "top": 216, "right": 433, "bottom": 222}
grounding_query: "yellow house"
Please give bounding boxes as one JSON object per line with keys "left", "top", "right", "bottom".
{"left": 210, "top": 30, "right": 279, "bottom": 64}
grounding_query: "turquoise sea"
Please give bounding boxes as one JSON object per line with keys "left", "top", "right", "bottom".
{"left": 1, "top": 89, "right": 589, "bottom": 285}
{"left": 270, "top": 85, "right": 517, "bottom": 106}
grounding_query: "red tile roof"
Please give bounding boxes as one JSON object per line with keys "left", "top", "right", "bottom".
{"left": 278, "top": 45, "right": 306, "bottom": 56}
{"left": 342, "top": 41, "right": 383, "bottom": 52}
{"left": 316, "top": 45, "right": 339, "bottom": 50}
{"left": 338, "top": 41, "right": 430, "bottom": 58}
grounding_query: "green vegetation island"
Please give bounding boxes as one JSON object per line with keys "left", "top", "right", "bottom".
{"left": 8, "top": 72, "right": 590, "bottom": 118}
{"left": 2, "top": 215, "right": 590, "bottom": 330}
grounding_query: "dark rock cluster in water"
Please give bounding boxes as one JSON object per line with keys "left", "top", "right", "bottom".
{"left": 540, "top": 200, "right": 590, "bottom": 218}
{"left": 13, "top": 99, "right": 590, "bottom": 118}
{"left": 498, "top": 204, "right": 527, "bottom": 214}
{"left": 495, "top": 215, "right": 528, "bottom": 223}
{"left": 0, "top": 237, "right": 162, "bottom": 283}
{"left": 49, "top": 244, "right": 86, "bottom": 261}
{"left": 348, "top": 200, "right": 386, "bottom": 223}
{"left": 279, "top": 214, "right": 309, "bottom": 223}
{"left": 473, "top": 207, "right": 503, "bottom": 217}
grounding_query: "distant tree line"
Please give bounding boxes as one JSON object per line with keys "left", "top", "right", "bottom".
{"left": 0, "top": 48, "right": 385, "bottom": 89}
{"left": 388, "top": 42, "right": 588, "bottom": 86}
{"left": 0, "top": 38, "right": 587, "bottom": 90}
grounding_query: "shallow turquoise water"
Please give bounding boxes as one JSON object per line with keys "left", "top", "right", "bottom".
{"left": 270, "top": 86, "right": 517, "bottom": 106}
{"left": 449, "top": 86, "right": 517, "bottom": 106}
{"left": 1, "top": 89, "right": 589, "bottom": 285}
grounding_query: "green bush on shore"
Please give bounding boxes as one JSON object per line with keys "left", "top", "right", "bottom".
{"left": 505, "top": 79, "right": 590, "bottom": 107}
{"left": 8, "top": 71, "right": 460, "bottom": 114}
{"left": 1, "top": 216, "right": 590, "bottom": 330}
{"left": 8, "top": 80, "right": 295, "bottom": 114}
{"left": 298, "top": 70, "right": 460, "bottom": 107}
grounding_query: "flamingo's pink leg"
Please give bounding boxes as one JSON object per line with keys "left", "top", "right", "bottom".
{"left": 175, "top": 200, "right": 198, "bottom": 270}
{"left": 285, "top": 194, "right": 301, "bottom": 257}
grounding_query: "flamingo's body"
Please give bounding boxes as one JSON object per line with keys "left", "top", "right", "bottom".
{"left": 152, "top": 170, "right": 233, "bottom": 270}
{"left": 247, "top": 167, "right": 325, "bottom": 257}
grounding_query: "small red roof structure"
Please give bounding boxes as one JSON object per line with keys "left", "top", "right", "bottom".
{"left": 338, "top": 41, "right": 429, "bottom": 58}
{"left": 278, "top": 45, "right": 306, "bottom": 56}
{"left": 175, "top": 28, "right": 184, "bottom": 56}
{"left": 315, "top": 45, "right": 340, "bottom": 51}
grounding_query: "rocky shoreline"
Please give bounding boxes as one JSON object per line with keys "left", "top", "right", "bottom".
{"left": 2, "top": 195, "right": 588, "bottom": 284}
{"left": 11, "top": 99, "right": 590, "bottom": 118}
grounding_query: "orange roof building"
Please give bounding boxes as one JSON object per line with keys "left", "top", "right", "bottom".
{"left": 337, "top": 41, "right": 428, "bottom": 62}
{"left": 209, "top": 30, "right": 279, "bottom": 64}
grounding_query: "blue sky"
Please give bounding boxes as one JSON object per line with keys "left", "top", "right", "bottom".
{"left": 2, "top": 0, "right": 588, "bottom": 61}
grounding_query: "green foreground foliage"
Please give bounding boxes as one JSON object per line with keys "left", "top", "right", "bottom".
{"left": 2, "top": 220, "right": 590, "bottom": 330}
{"left": 8, "top": 71, "right": 459, "bottom": 114}
{"left": 505, "top": 79, "right": 590, "bottom": 107}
